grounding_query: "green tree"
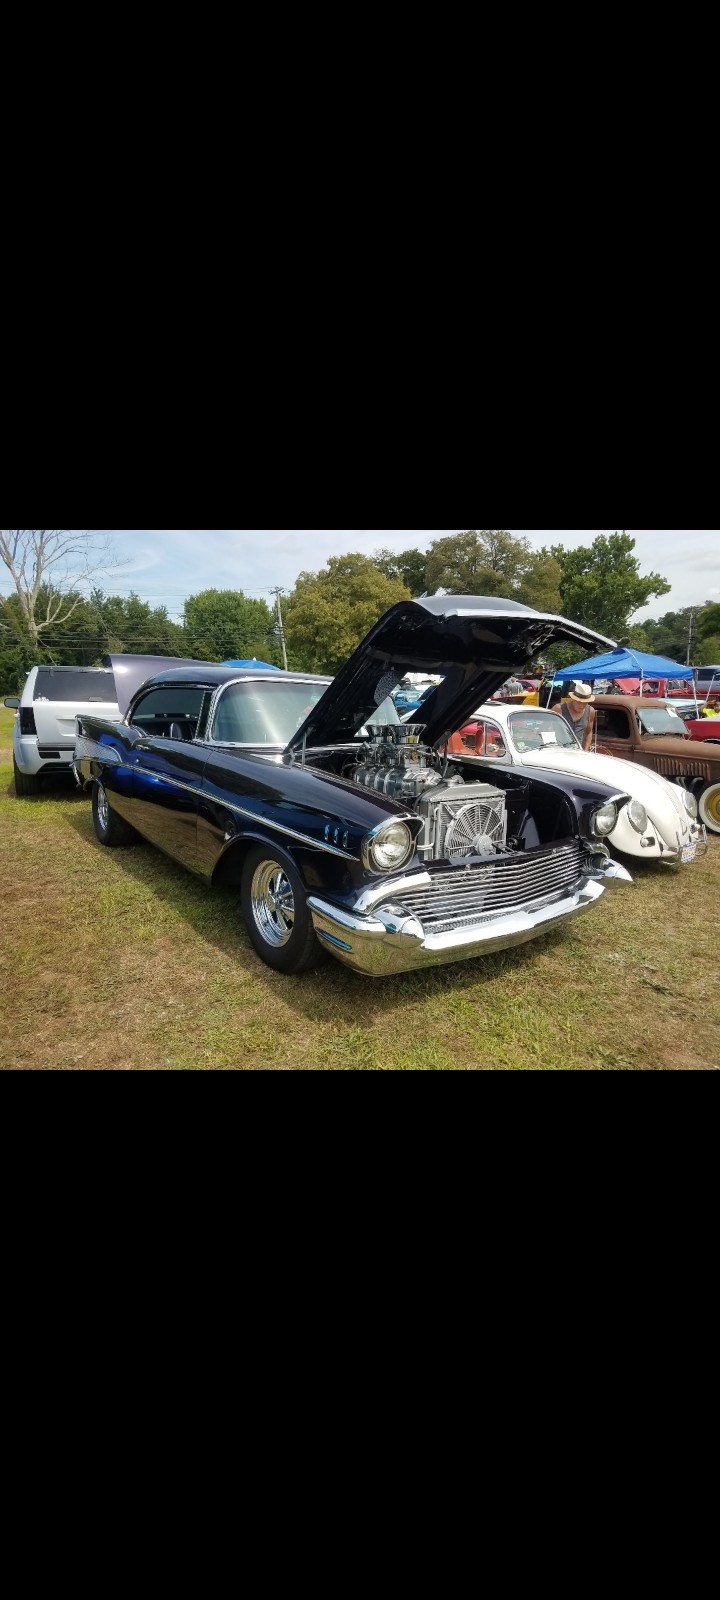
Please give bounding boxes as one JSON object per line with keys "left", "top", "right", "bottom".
{"left": 183, "top": 590, "right": 277, "bottom": 663}
{"left": 91, "top": 591, "right": 187, "bottom": 657}
{"left": 550, "top": 533, "right": 670, "bottom": 639}
{"left": 372, "top": 547, "right": 427, "bottom": 596}
{"left": 421, "top": 530, "right": 563, "bottom": 613}
{"left": 284, "top": 554, "right": 410, "bottom": 673}
{"left": 0, "top": 626, "right": 37, "bottom": 694}
{"left": 698, "top": 603, "right": 720, "bottom": 640}
{"left": 515, "top": 549, "right": 563, "bottom": 613}
{"left": 695, "top": 635, "right": 720, "bottom": 667}
{"left": 626, "top": 623, "right": 651, "bottom": 651}
{"left": 642, "top": 605, "right": 711, "bottom": 665}
{"left": 425, "top": 529, "right": 531, "bottom": 594}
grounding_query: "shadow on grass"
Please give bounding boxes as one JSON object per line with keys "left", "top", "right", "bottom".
{"left": 3, "top": 774, "right": 88, "bottom": 806}
{"left": 63, "top": 805, "right": 581, "bottom": 1027}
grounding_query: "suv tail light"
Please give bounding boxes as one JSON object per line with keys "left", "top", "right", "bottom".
{"left": 20, "top": 707, "right": 37, "bottom": 735}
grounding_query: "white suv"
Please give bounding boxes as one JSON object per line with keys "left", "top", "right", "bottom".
{"left": 6, "top": 665, "right": 121, "bottom": 795}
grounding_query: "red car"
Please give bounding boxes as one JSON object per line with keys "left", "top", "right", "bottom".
{"left": 677, "top": 710, "right": 720, "bottom": 741}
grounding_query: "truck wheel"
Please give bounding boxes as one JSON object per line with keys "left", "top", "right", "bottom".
{"left": 241, "top": 844, "right": 327, "bottom": 974}
{"left": 698, "top": 782, "right": 720, "bottom": 834}
{"left": 13, "top": 757, "right": 43, "bottom": 796}
{"left": 92, "top": 781, "right": 137, "bottom": 846}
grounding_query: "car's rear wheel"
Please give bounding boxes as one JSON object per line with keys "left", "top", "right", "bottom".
{"left": 13, "top": 757, "right": 42, "bottom": 796}
{"left": 92, "top": 780, "right": 137, "bottom": 846}
{"left": 241, "top": 844, "right": 327, "bottom": 974}
{"left": 698, "top": 782, "right": 720, "bottom": 834}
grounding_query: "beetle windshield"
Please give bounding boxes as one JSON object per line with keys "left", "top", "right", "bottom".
{"left": 507, "top": 710, "right": 580, "bottom": 755}
{"left": 637, "top": 706, "right": 684, "bottom": 736}
{"left": 211, "top": 681, "right": 331, "bottom": 745}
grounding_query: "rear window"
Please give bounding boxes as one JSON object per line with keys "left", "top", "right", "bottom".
{"left": 34, "top": 669, "right": 117, "bottom": 703}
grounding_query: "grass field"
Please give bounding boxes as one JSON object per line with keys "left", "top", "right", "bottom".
{"left": 1, "top": 705, "right": 718, "bottom": 1070}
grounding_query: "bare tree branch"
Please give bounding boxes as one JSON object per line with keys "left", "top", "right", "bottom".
{"left": 0, "top": 529, "right": 128, "bottom": 647}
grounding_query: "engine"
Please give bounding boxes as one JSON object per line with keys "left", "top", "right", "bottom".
{"left": 349, "top": 724, "right": 507, "bottom": 863}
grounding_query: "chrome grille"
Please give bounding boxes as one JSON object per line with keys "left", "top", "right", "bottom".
{"left": 399, "top": 840, "right": 585, "bottom": 931}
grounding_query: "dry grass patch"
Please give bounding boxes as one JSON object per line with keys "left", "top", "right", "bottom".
{"left": 0, "top": 734, "right": 718, "bottom": 1069}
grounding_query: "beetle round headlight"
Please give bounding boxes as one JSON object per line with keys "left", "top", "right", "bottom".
{"left": 682, "top": 787, "right": 698, "bottom": 818}
{"left": 627, "top": 799, "right": 648, "bottom": 833}
{"left": 362, "top": 820, "right": 414, "bottom": 873}
{"left": 592, "top": 801, "right": 618, "bottom": 837}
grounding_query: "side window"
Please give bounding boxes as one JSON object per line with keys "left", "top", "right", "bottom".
{"left": 130, "top": 686, "right": 208, "bottom": 740}
{"left": 462, "top": 721, "right": 485, "bottom": 754}
{"left": 595, "top": 708, "right": 631, "bottom": 739}
{"left": 483, "top": 721, "right": 507, "bottom": 758}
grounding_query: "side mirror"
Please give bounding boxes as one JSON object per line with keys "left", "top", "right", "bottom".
{"left": 4, "top": 697, "right": 20, "bottom": 709}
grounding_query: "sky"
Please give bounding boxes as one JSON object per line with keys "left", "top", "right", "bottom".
{"left": 85, "top": 530, "right": 719, "bottom": 622}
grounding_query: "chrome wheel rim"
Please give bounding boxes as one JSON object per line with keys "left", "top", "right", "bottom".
{"left": 97, "top": 784, "right": 109, "bottom": 831}
{"left": 251, "top": 861, "right": 296, "bottom": 947}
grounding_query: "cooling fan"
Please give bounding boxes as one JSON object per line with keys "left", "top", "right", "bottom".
{"left": 444, "top": 799, "right": 506, "bottom": 859}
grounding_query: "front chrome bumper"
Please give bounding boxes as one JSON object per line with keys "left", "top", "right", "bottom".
{"left": 308, "top": 858, "right": 630, "bottom": 978}
{"left": 659, "top": 822, "right": 708, "bottom": 865}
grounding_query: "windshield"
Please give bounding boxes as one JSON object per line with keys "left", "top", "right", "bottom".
{"left": 210, "top": 680, "right": 331, "bottom": 745}
{"left": 638, "top": 706, "right": 684, "bottom": 736}
{"left": 507, "top": 710, "right": 580, "bottom": 755}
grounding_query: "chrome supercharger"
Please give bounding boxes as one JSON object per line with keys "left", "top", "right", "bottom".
{"left": 350, "top": 724, "right": 508, "bottom": 863}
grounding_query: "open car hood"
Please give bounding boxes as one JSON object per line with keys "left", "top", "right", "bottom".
{"left": 286, "top": 597, "right": 616, "bottom": 753}
{"left": 102, "top": 654, "right": 216, "bottom": 718}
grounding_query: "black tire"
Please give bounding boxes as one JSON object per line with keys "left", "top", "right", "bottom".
{"left": 92, "top": 780, "right": 137, "bottom": 847}
{"left": 241, "top": 843, "right": 327, "bottom": 974}
{"left": 13, "top": 757, "right": 43, "bottom": 796}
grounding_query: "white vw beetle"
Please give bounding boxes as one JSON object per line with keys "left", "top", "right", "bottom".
{"left": 455, "top": 704, "right": 704, "bottom": 864}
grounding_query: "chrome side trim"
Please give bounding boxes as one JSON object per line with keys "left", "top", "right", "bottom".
{"left": 132, "top": 764, "right": 354, "bottom": 860}
{"left": 214, "top": 797, "right": 355, "bottom": 860}
{"left": 134, "top": 765, "right": 201, "bottom": 793}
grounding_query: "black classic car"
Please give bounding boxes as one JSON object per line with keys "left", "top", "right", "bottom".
{"left": 73, "top": 597, "right": 632, "bottom": 978}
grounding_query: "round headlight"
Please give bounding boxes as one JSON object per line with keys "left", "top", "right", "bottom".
{"left": 592, "top": 801, "right": 618, "bottom": 837}
{"left": 627, "top": 799, "right": 648, "bottom": 833}
{"left": 682, "top": 787, "right": 698, "bottom": 818}
{"left": 362, "top": 820, "right": 414, "bottom": 873}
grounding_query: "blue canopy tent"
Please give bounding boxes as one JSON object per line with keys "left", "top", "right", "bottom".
{"left": 221, "top": 659, "right": 280, "bottom": 670}
{"left": 547, "top": 648, "right": 699, "bottom": 742}
{"left": 552, "top": 647, "right": 694, "bottom": 683}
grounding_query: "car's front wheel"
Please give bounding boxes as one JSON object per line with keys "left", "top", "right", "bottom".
{"left": 13, "top": 757, "right": 43, "bottom": 797}
{"left": 698, "top": 782, "right": 720, "bottom": 834}
{"left": 92, "top": 781, "right": 137, "bottom": 847}
{"left": 241, "top": 844, "right": 327, "bottom": 974}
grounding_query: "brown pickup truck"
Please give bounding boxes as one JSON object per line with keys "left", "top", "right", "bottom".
{"left": 593, "top": 696, "right": 720, "bottom": 834}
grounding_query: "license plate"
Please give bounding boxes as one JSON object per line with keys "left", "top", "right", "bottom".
{"left": 681, "top": 843, "right": 697, "bottom": 864}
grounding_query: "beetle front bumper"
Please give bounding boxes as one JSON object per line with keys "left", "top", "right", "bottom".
{"left": 307, "top": 859, "right": 631, "bottom": 978}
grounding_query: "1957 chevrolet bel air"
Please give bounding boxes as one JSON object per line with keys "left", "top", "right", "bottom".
{"left": 73, "top": 596, "right": 632, "bottom": 977}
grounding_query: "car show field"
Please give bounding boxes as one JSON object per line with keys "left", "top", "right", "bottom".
{"left": 1, "top": 703, "right": 717, "bottom": 1071}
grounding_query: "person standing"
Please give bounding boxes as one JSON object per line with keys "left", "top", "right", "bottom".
{"left": 554, "top": 682, "right": 596, "bottom": 750}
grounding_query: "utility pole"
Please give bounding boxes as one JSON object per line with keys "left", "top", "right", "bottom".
{"left": 686, "top": 607, "right": 698, "bottom": 666}
{"left": 272, "top": 587, "right": 288, "bottom": 671}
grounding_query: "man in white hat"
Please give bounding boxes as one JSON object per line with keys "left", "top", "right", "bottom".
{"left": 553, "top": 681, "right": 596, "bottom": 750}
